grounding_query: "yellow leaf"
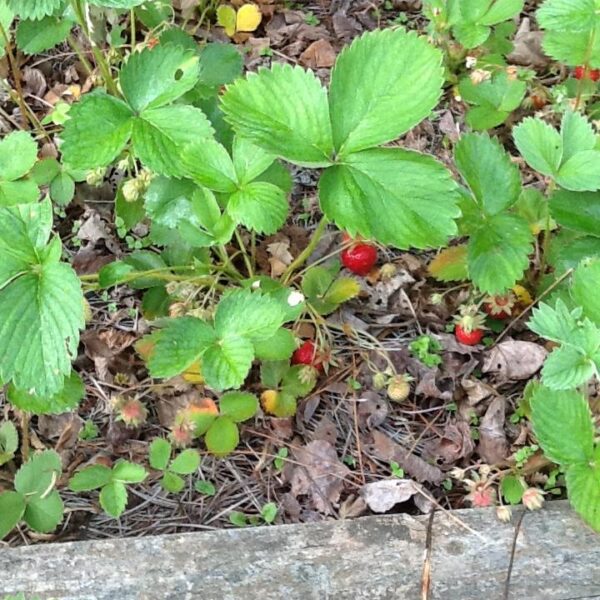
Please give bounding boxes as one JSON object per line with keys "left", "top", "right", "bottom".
{"left": 236, "top": 3, "right": 262, "bottom": 33}
{"left": 512, "top": 284, "right": 533, "bottom": 307}
{"left": 428, "top": 245, "right": 468, "bottom": 282}
{"left": 182, "top": 359, "right": 205, "bottom": 384}
{"left": 217, "top": 5, "right": 237, "bottom": 37}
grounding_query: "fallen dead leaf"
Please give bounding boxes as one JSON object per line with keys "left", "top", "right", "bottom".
{"left": 266, "top": 239, "right": 293, "bottom": 277}
{"left": 361, "top": 478, "right": 421, "bottom": 513}
{"left": 290, "top": 440, "right": 350, "bottom": 514}
{"left": 508, "top": 18, "right": 549, "bottom": 68}
{"left": 478, "top": 396, "right": 509, "bottom": 464}
{"left": 300, "top": 39, "right": 336, "bottom": 68}
{"left": 428, "top": 419, "right": 475, "bottom": 464}
{"left": 369, "top": 430, "right": 444, "bottom": 484}
{"left": 461, "top": 377, "right": 495, "bottom": 406}
{"left": 482, "top": 340, "right": 547, "bottom": 381}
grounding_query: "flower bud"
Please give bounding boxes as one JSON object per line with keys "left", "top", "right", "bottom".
{"left": 496, "top": 505, "right": 512, "bottom": 523}
{"left": 522, "top": 487, "right": 545, "bottom": 511}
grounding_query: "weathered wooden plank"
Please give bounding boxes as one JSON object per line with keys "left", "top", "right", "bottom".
{"left": 1, "top": 501, "right": 598, "bottom": 600}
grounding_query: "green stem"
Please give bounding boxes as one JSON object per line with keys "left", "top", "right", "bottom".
{"left": 130, "top": 8, "right": 136, "bottom": 49}
{"left": 282, "top": 216, "right": 328, "bottom": 285}
{"left": 216, "top": 245, "right": 244, "bottom": 279}
{"left": 235, "top": 231, "right": 254, "bottom": 278}
{"left": 66, "top": 34, "right": 94, "bottom": 76}
{"left": 71, "top": 0, "right": 119, "bottom": 96}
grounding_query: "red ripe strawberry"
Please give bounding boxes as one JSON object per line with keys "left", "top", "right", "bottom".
{"left": 341, "top": 238, "right": 378, "bottom": 276}
{"left": 455, "top": 324, "right": 484, "bottom": 346}
{"left": 483, "top": 293, "right": 515, "bottom": 320}
{"left": 291, "top": 340, "right": 324, "bottom": 371}
{"left": 574, "top": 66, "right": 600, "bottom": 81}
{"left": 454, "top": 305, "right": 485, "bottom": 346}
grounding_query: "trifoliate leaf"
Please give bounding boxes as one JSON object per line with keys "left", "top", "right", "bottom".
{"left": 6, "top": 0, "right": 64, "bottom": 20}
{"left": 566, "top": 462, "right": 600, "bottom": 531}
{"left": 455, "top": 132, "right": 521, "bottom": 216}
{"left": 319, "top": 148, "right": 460, "bottom": 249}
{"left": 221, "top": 62, "right": 334, "bottom": 167}
{"left": 145, "top": 317, "right": 217, "bottom": 378}
{"left": 120, "top": 46, "right": 200, "bottom": 112}
{"left": 7, "top": 371, "right": 85, "bottom": 415}
{"left": 61, "top": 91, "right": 134, "bottom": 170}
{"left": 329, "top": 29, "right": 443, "bottom": 155}
{"left": 467, "top": 213, "right": 533, "bottom": 294}
{"left": 132, "top": 105, "right": 213, "bottom": 177}
{"left": 205, "top": 415, "right": 239, "bottom": 456}
{"left": 202, "top": 335, "right": 254, "bottom": 390}
{"left": 219, "top": 391, "right": 259, "bottom": 423}
{"left": 531, "top": 386, "right": 594, "bottom": 466}
{"left": 227, "top": 182, "right": 288, "bottom": 234}
{"left": 214, "top": 289, "right": 285, "bottom": 342}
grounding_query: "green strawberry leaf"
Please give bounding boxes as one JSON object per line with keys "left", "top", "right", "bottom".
{"left": 572, "top": 258, "right": 600, "bottom": 323}
{"left": 0, "top": 491, "right": 26, "bottom": 539}
{"left": 319, "top": 148, "right": 460, "bottom": 249}
{"left": 170, "top": 449, "right": 200, "bottom": 475}
{"left": 0, "top": 131, "right": 38, "bottom": 181}
{"left": 24, "top": 490, "right": 63, "bottom": 533}
{"left": 181, "top": 139, "right": 239, "bottom": 192}
{"left": 219, "top": 391, "right": 259, "bottom": 423}
{"left": 541, "top": 345, "right": 598, "bottom": 390}
{"left": 132, "top": 105, "right": 213, "bottom": 177}
{"left": 112, "top": 460, "right": 148, "bottom": 484}
{"left": 89, "top": 0, "right": 146, "bottom": 7}
{"left": 232, "top": 137, "right": 275, "bottom": 185}
{"left": 467, "top": 213, "right": 533, "bottom": 294}
{"left": 16, "top": 15, "right": 73, "bottom": 54}
{"left": 149, "top": 438, "right": 172, "bottom": 471}
{"left": 7, "top": 371, "right": 85, "bottom": 415}
{"left": 227, "top": 182, "right": 288, "bottom": 234}
{"left": 221, "top": 62, "right": 334, "bottom": 167}
{"left": 549, "top": 190, "right": 600, "bottom": 237}
{"left": 100, "top": 481, "right": 128, "bottom": 518}
{"left": 145, "top": 317, "right": 217, "bottom": 378}
{"left": 205, "top": 415, "right": 239, "bottom": 456}
{"left": 556, "top": 151, "right": 600, "bottom": 192}
{"left": 202, "top": 335, "right": 254, "bottom": 390}
{"left": 161, "top": 471, "right": 185, "bottom": 493}
{"left": 214, "top": 289, "right": 285, "bottom": 342}
{"left": 501, "top": 475, "right": 525, "bottom": 505}
{"left": 513, "top": 116, "right": 563, "bottom": 177}
{"left": 329, "top": 29, "right": 443, "bottom": 156}
{"left": 6, "top": 0, "right": 64, "bottom": 20}
{"left": 253, "top": 328, "right": 296, "bottom": 361}
{"left": 69, "top": 465, "right": 113, "bottom": 491}
{"left": 537, "top": 0, "right": 596, "bottom": 32}
{"left": 15, "top": 450, "right": 62, "bottom": 499}
{"left": 566, "top": 462, "right": 600, "bottom": 531}
{"left": 61, "top": 91, "right": 134, "bottom": 170}
{"left": 120, "top": 46, "right": 200, "bottom": 112}
{"left": 455, "top": 132, "right": 521, "bottom": 216}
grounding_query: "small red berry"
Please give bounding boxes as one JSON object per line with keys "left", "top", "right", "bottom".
{"left": 341, "top": 242, "right": 378, "bottom": 276}
{"left": 455, "top": 324, "right": 484, "bottom": 345}
{"left": 574, "top": 66, "right": 600, "bottom": 81}
{"left": 291, "top": 340, "right": 324, "bottom": 371}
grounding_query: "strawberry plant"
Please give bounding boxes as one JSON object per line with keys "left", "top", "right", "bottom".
{"left": 149, "top": 439, "right": 200, "bottom": 493}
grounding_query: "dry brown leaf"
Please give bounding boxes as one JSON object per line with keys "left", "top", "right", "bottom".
{"left": 369, "top": 430, "right": 444, "bottom": 484}
{"left": 508, "top": 18, "right": 549, "bottom": 68}
{"left": 361, "top": 478, "right": 421, "bottom": 513}
{"left": 482, "top": 340, "right": 547, "bottom": 381}
{"left": 429, "top": 419, "right": 475, "bottom": 464}
{"left": 478, "top": 396, "right": 509, "bottom": 464}
{"left": 290, "top": 440, "right": 349, "bottom": 514}
{"left": 461, "top": 377, "right": 495, "bottom": 405}
{"left": 300, "top": 39, "right": 336, "bottom": 68}
{"left": 266, "top": 239, "right": 293, "bottom": 277}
